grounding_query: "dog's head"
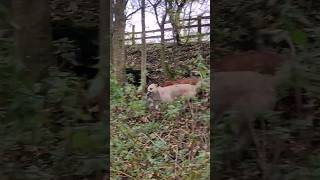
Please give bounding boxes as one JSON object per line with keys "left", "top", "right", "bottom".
{"left": 147, "top": 83, "right": 158, "bottom": 94}
{"left": 146, "top": 83, "right": 160, "bottom": 110}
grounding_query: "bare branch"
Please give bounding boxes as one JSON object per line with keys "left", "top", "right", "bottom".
{"left": 147, "top": 0, "right": 163, "bottom": 27}
{"left": 126, "top": 6, "right": 142, "bottom": 19}
{"left": 161, "top": 0, "right": 168, "bottom": 25}
{"left": 126, "top": 0, "right": 153, "bottom": 19}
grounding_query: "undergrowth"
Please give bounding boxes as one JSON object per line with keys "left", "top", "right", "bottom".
{"left": 0, "top": 49, "right": 106, "bottom": 179}
{"left": 111, "top": 74, "right": 210, "bottom": 179}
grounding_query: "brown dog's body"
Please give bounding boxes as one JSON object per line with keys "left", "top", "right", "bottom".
{"left": 213, "top": 71, "right": 277, "bottom": 119}
{"left": 215, "top": 51, "right": 286, "bottom": 75}
{"left": 147, "top": 83, "right": 199, "bottom": 102}
{"left": 213, "top": 50, "right": 289, "bottom": 178}
{"left": 213, "top": 50, "right": 287, "bottom": 117}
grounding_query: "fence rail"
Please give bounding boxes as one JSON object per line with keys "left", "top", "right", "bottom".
{"left": 125, "top": 15, "right": 210, "bottom": 44}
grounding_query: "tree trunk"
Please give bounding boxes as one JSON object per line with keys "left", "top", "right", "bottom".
{"left": 160, "top": 24, "right": 172, "bottom": 79}
{"left": 160, "top": 24, "right": 166, "bottom": 71}
{"left": 12, "top": 0, "right": 53, "bottom": 83}
{"left": 140, "top": 0, "right": 147, "bottom": 91}
{"left": 112, "top": 0, "right": 126, "bottom": 85}
{"left": 97, "top": 0, "right": 110, "bottom": 178}
{"left": 111, "top": 0, "right": 114, "bottom": 65}
{"left": 168, "top": 1, "right": 183, "bottom": 46}
{"left": 148, "top": 0, "right": 172, "bottom": 78}
{"left": 94, "top": 0, "right": 109, "bottom": 121}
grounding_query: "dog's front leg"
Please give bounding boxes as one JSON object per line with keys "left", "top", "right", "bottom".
{"left": 187, "top": 99, "right": 194, "bottom": 118}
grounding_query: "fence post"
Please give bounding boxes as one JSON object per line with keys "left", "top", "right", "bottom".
{"left": 131, "top": 25, "right": 135, "bottom": 45}
{"left": 197, "top": 16, "right": 202, "bottom": 42}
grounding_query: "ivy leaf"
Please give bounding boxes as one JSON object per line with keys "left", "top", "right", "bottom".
{"left": 72, "top": 131, "right": 91, "bottom": 152}
{"left": 87, "top": 73, "right": 104, "bottom": 99}
{"left": 290, "top": 30, "right": 307, "bottom": 46}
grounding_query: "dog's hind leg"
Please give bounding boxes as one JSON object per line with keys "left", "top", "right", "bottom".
{"left": 187, "top": 99, "right": 194, "bottom": 118}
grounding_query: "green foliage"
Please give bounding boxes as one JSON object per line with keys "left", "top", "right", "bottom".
{"left": 87, "top": 70, "right": 105, "bottom": 99}
{"left": 111, "top": 73, "right": 124, "bottom": 104}
{"left": 161, "top": 99, "right": 184, "bottom": 120}
{"left": 0, "top": 51, "right": 106, "bottom": 178}
{"left": 191, "top": 53, "right": 209, "bottom": 79}
{"left": 128, "top": 99, "right": 147, "bottom": 117}
{"left": 111, "top": 72, "right": 209, "bottom": 179}
{"left": 0, "top": 3, "right": 7, "bottom": 22}
{"left": 53, "top": 38, "right": 80, "bottom": 66}
{"left": 290, "top": 30, "right": 307, "bottom": 46}
{"left": 0, "top": 2, "right": 109, "bottom": 179}
{"left": 213, "top": 0, "right": 320, "bottom": 178}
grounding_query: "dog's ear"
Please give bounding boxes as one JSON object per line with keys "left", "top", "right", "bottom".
{"left": 147, "top": 82, "right": 154, "bottom": 88}
{"left": 147, "top": 83, "right": 155, "bottom": 92}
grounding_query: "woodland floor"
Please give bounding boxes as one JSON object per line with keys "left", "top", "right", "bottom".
{"left": 111, "top": 42, "right": 210, "bottom": 179}
{"left": 125, "top": 42, "right": 210, "bottom": 83}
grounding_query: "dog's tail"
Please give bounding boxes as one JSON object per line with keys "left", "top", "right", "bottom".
{"left": 195, "top": 78, "right": 209, "bottom": 96}
{"left": 196, "top": 80, "right": 202, "bottom": 89}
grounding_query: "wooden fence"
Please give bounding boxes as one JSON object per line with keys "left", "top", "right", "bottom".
{"left": 125, "top": 15, "right": 210, "bottom": 45}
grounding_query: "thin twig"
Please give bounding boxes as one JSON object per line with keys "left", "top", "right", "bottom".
{"left": 111, "top": 169, "right": 135, "bottom": 179}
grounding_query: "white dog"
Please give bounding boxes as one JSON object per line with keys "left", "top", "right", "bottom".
{"left": 146, "top": 82, "right": 202, "bottom": 111}
{"left": 147, "top": 83, "right": 200, "bottom": 102}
